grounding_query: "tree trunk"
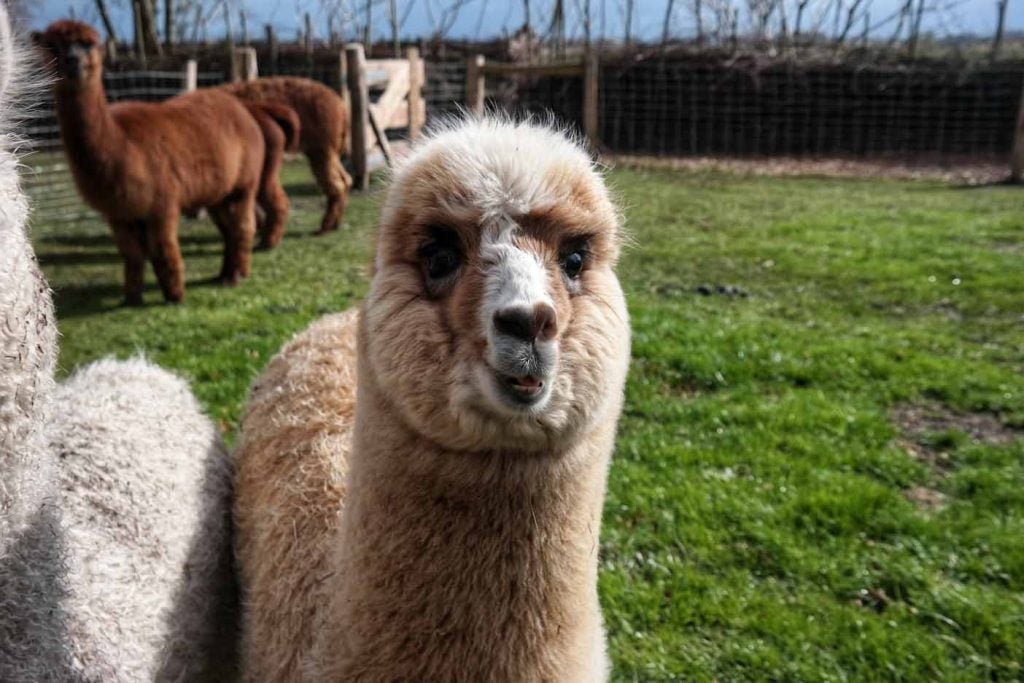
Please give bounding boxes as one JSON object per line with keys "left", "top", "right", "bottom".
{"left": 94, "top": 0, "right": 119, "bottom": 43}
{"left": 163, "top": 0, "right": 172, "bottom": 49}
{"left": 133, "top": 0, "right": 146, "bottom": 64}
{"left": 364, "top": 0, "right": 373, "bottom": 56}
{"left": 624, "top": 0, "right": 634, "bottom": 45}
{"left": 794, "top": 0, "right": 809, "bottom": 38}
{"left": 390, "top": 0, "right": 400, "bottom": 55}
{"left": 662, "top": 0, "right": 675, "bottom": 45}
{"left": 582, "top": 0, "right": 592, "bottom": 49}
{"left": 142, "top": 0, "right": 162, "bottom": 55}
{"left": 992, "top": 0, "right": 1009, "bottom": 62}
{"left": 908, "top": 0, "right": 925, "bottom": 58}
{"left": 550, "top": 0, "right": 565, "bottom": 56}
{"left": 836, "top": 0, "right": 864, "bottom": 45}
{"left": 695, "top": 0, "right": 704, "bottom": 45}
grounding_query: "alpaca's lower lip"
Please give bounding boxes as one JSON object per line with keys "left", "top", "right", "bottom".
{"left": 505, "top": 374, "right": 542, "bottom": 393}
{"left": 494, "top": 371, "right": 547, "bottom": 406}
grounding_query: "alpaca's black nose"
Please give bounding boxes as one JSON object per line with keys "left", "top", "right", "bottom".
{"left": 493, "top": 303, "right": 557, "bottom": 343}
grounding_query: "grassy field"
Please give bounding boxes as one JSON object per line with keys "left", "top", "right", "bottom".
{"left": 32, "top": 161, "right": 1024, "bottom": 680}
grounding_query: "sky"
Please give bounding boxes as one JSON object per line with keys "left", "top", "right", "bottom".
{"left": 25, "top": 0, "right": 1024, "bottom": 44}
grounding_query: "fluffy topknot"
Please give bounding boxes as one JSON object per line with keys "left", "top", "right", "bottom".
{"left": 35, "top": 20, "right": 101, "bottom": 49}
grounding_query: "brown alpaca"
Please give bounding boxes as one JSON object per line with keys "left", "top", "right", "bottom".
{"left": 234, "top": 118, "right": 631, "bottom": 682}
{"left": 221, "top": 77, "right": 352, "bottom": 235}
{"left": 36, "top": 21, "right": 298, "bottom": 304}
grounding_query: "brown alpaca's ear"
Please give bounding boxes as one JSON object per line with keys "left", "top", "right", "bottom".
{"left": 30, "top": 31, "right": 43, "bottom": 46}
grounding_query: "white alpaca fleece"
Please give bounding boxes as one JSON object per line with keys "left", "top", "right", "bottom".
{"left": 51, "top": 358, "right": 238, "bottom": 681}
{"left": 0, "top": 10, "right": 70, "bottom": 676}
{"left": 0, "top": 20, "right": 67, "bottom": 678}
{"left": 1, "top": 11, "right": 238, "bottom": 678}
{"left": 0, "top": 3, "right": 56, "bottom": 551}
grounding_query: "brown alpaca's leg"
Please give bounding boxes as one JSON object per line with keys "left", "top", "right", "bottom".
{"left": 146, "top": 208, "right": 185, "bottom": 304}
{"left": 209, "top": 192, "right": 256, "bottom": 285}
{"left": 309, "top": 150, "right": 350, "bottom": 235}
{"left": 257, "top": 134, "right": 290, "bottom": 251}
{"left": 208, "top": 206, "right": 239, "bottom": 283}
{"left": 257, "top": 181, "right": 289, "bottom": 251}
{"left": 110, "top": 221, "right": 146, "bottom": 306}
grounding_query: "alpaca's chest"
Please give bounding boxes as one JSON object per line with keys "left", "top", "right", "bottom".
{"left": 65, "top": 148, "right": 155, "bottom": 219}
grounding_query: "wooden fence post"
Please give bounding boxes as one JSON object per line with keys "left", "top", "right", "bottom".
{"left": 182, "top": 59, "right": 198, "bottom": 92}
{"left": 407, "top": 47, "right": 425, "bottom": 140}
{"left": 231, "top": 47, "right": 258, "bottom": 82}
{"left": 466, "top": 55, "right": 485, "bottom": 116}
{"left": 1012, "top": 78, "right": 1024, "bottom": 182}
{"left": 346, "top": 43, "right": 370, "bottom": 191}
{"left": 339, "top": 50, "right": 351, "bottom": 160}
{"left": 583, "top": 51, "right": 600, "bottom": 150}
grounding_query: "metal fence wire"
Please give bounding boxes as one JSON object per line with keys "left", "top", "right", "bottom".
{"left": 425, "top": 61, "right": 466, "bottom": 121}
{"left": 21, "top": 57, "right": 1023, "bottom": 224}
{"left": 596, "top": 60, "right": 1022, "bottom": 158}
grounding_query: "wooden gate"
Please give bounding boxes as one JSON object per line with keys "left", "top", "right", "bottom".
{"left": 345, "top": 44, "right": 426, "bottom": 189}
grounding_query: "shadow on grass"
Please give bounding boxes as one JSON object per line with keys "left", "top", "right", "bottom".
{"left": 40, "top": 227, "right": 226, "bottom": 247}
{"left": 52, "top": 281, "right": 127, "bottom": 318}
{"left": 42, "top": 246, "right": 225, "bottom": 266}
{"left": 283, "top": 181, "right": 323, "bottom": 198}
{"left": 41, "top": 251, "right": 122, "bottom": 266}
{"left": 52, "top": 272, "right": 236, "bottom": 319}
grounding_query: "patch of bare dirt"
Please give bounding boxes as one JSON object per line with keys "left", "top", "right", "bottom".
{"left": 902, "top": 486, "right": 948, "bottom": 512}
{"left": 891, "top": 401, "right": 1022, "bottom": 485}
{"left": 893, "top": 402, "right": 1020, "bottom": 447}
{"left": 607, "top": 154, "right": 1009, "bottom": 185}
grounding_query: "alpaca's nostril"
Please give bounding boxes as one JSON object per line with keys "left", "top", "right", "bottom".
{"left": 532, "top": 302, "right": 557, "bottom": 342}
{"left": 493, "top": 303, "right": 557, "bottom": 343}
{"left": 493, "top": 307, "right": 534, "bottom": 342}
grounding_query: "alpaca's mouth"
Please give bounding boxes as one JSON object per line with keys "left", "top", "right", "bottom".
{"left": 475, "top": 363, "right": 553, "bottom": 414}
{"left": 491, "top": 368, "right": 551, "bottom": 409}
{"left": 504, "top": 374, "right": 543, "bottom": 398}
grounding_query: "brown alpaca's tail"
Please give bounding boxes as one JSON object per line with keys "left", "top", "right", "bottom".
{"left": 244, "top": 102, "right": 301, "bottom": 153}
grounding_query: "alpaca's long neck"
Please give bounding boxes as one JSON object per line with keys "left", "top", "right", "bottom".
{"left": 52, "top": 77, "right": 124, "bottom": 192}
{"left": 315, "top": 363, "right": 614, "bottom": 681}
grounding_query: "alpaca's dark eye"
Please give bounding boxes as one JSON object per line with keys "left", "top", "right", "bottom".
{"left": 424, "top": 245, "right": 459, "bottom": 279}
{"left": 561, "top": 250, "right": 586, "bottom": 279}
{"left": 419, "top": 228, "right": 462, "bottom": 286}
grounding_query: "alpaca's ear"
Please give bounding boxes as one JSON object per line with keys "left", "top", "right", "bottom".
{"left": 30, "top": 31, "right": 43, "bottom": 47}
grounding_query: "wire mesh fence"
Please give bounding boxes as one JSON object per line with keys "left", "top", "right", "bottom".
{"left": 425, "top": 61, "right": 466, "bottom": 121}
{"left": 20, "top": 53, "right": 1023, "bottom": 227}
{"left": 597, "top": 60, "right": 1022, "bottom": 159}
{"left": 435, "top": 57, "right": 1023, "bottom": 161}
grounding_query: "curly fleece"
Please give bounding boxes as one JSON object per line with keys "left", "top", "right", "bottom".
{"left": 0, "top": 8, "right": 237, "bottom": 679}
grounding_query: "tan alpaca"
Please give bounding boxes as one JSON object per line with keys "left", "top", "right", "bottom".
{"left": 234, "top": 118, "right": 631, "bottom": 682}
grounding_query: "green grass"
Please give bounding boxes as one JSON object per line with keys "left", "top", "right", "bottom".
{"left": 32, "top": 161, "right": 1024, "bottom": 681}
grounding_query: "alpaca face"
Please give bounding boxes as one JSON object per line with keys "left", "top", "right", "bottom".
{"left": 364, "top": 119, "right": 630, "bottom": 452}
{"left": 35, "top": 21, "right": 103, "bottom": 84}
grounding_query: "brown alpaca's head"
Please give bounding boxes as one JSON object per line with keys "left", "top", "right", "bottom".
{"left": 364, "top": 118, "right": 630, "bottom": 453}
{"left": 34, "top": 21, "right": 103, "bottom": 86}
